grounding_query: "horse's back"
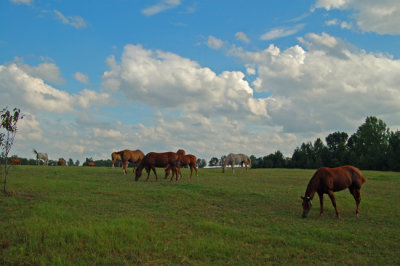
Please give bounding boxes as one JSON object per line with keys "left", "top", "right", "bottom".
{"left": 144, "top": 152, "right": 178, "bottom": 167}
{"left": 316, "top": 166, "right": 365, "bottom": 191}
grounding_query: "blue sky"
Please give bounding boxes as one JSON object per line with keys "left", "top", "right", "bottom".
{"left": 1, "top": 0, "right": 400, "bottom": 164}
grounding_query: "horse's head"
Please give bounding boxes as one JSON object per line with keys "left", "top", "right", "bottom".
{"left": 301, "top": 195, "right": 313, "bottom": 218}
{"left": 135, "top": 167, "right": 142, "bottom": 181}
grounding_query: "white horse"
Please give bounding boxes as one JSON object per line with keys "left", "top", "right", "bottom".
{"left": 222, "top": 153, "right": 251, "bottom": 174}
{"left": 33, "top": 149, "right": 48, "bottom": 166}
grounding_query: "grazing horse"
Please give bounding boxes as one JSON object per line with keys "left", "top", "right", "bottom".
{"left": 222, "top": 153, "right": 251, "bottom": 174}
{"left": 58, "top": 158, "right": 66, "bottom": 166}
{"left": 8, "top": 158, "right": 21, "bottom": 165}
{"left": 301, "top": 165, "right": 367, "bottom": 219}
{"left": 165, "top": 149, "right": 198, "bottom": 179}
{"left": 33, "top": 149, "right": 48, "bottom": 166}
{"left": 87, "top": 162, "right": 95, "bottom": 167}
{"left": 111, "top": 151, "right": 122, "bottom": 168}
{"left": 135, "top": 152, "right": 181, "bottom": 182}
{"left": 120, "top": 149, "right": 145, "bottom": 175}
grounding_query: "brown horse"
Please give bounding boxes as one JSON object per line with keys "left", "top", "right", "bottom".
{"left": 120, "top": 149, "right": 145, "bottom": 175}
{"left": 8, "top": 158, "right": 21, "bottom": 165}
{"left": 87, "top": 162, "right": 95, "bottom": 167}
{"left": 57, "top": 158, "right": 66, "bottom": 166}
{"left": 111, "top": 151, "right": 122, "bottom": 168}
{"left": 135, "top": 152, "right": 181, "bottom": 182}
{"left": 165, "top": 149, "right": 198, "bottom": 179}
{"left": 301, "top": 165, "right": 367, "bottom": 219}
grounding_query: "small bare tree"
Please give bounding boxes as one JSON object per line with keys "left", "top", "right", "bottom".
{"left": 0, "top": 107, "right": 23, "bottom": 194}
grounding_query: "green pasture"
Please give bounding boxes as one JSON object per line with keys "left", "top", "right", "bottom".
{"left": 1, "top": 166, "right": 399, "bottom": 265}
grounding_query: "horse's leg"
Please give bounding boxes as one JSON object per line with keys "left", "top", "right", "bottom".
{"left": 194, "top": 164, "right": 198, "bottom": 177}
{"left": 151, "top": 167, "right": 158, "bottom": 181}
{"left": 165, "top": 166, "right": 170, "bottom": 179}
{"left": 112, "top": 159, "right": 115, "bottom": 168}
{"left": 189, "top": 166, "right": 193, "bottom": 179}
{"left": 122, "top": 161, "right": 127, "bottom": 175}
{"left": 231, "top": 164, "right": 234, "bottom": 174}
{"left": 145, "top": 167, "right": 151, "bottom": 181}
{"left": 170, "top": 167, "right": 175, "bottom": 182}
{"left": 318, "top": 192, "right": 324, "bottom": 216}
{"left": 327, "top": 190, "right": 340, "bottom": 218}
{"left": 178, "top": 167, "right": 182, "bottom": 179}
{"left": 349, "top": 186, "right": 361, "bottom": 216}
{"left": 176, "top": 167, "right": 181, "bottom": 181}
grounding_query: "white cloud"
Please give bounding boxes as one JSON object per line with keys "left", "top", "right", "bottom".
{"left": 0, "top": 63, "right": 111, "bottom": 114}
{"left": 13, "top": 57, "right": 64, "bottom": 84}
{"left": 74, "top": 72, "right": 89, "bottom": 84}
{"left": 207, "top": 36, "right": 224, "bottom": 50}
{"left": 260, "top": 24, "right": 305, "bottom": 41}
{"left": 54, "top": 9, "right": 87, "bottom": 29}
{"left": 315, "top": 0, "right": 400, "bottom": 34}
{"left": 102, "top": 44, "right": 273, "bottom": 120}
{"left": 93, "top": 128, "right": 123, "bottom": 139}
{"left": 326, "top": 19, "right": 339, "bottom": 26}
{"left": 228, "top": 32, "right": 400, "bottom": 133}
{"left": 9, "top": 0, "right": 32, "bottom": 5}
{"left": 235, "top": 32, "right": 250, "bottom": 43}
{"left": 141, "top": 0, "right": 181, "bottom": 16}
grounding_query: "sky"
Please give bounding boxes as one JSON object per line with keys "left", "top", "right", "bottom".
{"left": 1, "top": 0, "right": 400, "bottom": 164}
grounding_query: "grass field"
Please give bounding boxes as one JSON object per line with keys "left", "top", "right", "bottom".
{"left": 1, "top": 166, "right": 399, "bottom": 265}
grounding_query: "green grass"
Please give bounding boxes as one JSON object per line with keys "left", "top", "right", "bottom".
{"left": 1, "top": 166, "right": 399, "bottom": 265}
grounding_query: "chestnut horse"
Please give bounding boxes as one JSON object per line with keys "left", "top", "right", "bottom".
{"left": 111, "top": 151, "right": 122, "bottom": 168}
{"left": 135, "top": 152, "right": 181, "bottom": 182}
{"left": 58, "top": 159, "right": 66, "bottom": 166}
{"left": 8, "top": 158, "right": 21, "bottom": 165}
{"left": 120, "top": 149, "right": 145, "bottom": 175}
{"left": 165, "top": 149, "right": 198, "bottom": 179}
{"left": 301, "top": 165, "right": 367, "bottom": 219}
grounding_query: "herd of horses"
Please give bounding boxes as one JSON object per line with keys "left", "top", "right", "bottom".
{"left": 22, "top": 149, "right": 367, "bottom": 219}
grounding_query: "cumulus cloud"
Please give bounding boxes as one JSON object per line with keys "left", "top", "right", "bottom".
{"left": 54, "top": 9, "right": 87, "bottom": 29}
{"left": 315, "top": 0, "right": 400, "bottom": 34}
{"left": 0, "top": 63, "right": 111, "bottom": 114}
{"left": 74, "top": 72, "right": 89, "bottom": 84}
{"left": 141, "top": 0, "right": 181, "bottom": 16}
{"left": 102, "top": 44, "right": 273, "bottom": 120}
{"left": 13, "top": 57, "right": 64, "bottom": 84}
{"left": 228, "top": 32, "right": 400, "bottom": 133}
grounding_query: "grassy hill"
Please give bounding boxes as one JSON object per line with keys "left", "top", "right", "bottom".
{"left": 1, "top": 166, "right": 399, "bottom": 264}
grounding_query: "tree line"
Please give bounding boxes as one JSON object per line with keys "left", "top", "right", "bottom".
{"left": 248, "top": 116, "right": 400, "bottom": 171}
{"left": 2, "top": 114, "right": 399, "bottom": 171}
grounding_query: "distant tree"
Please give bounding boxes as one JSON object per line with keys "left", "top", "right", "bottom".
{"left": 208, "top": 157, "right": 219, "bottom": 167}
{"left": 326, "top": 131, "right": 349, "bottom": 167}
{"left": 219, "top": 155, "right": 226, "bottom": 166}
{"left": 0, "top": 107, "right": 23, "bottom": 194}
{"left": 349, "top": 116, "right": 389, "bottom": 170}
{"left": 75, "top": 160, "right": 80, "bottom": 166}
{"left": 386, "top": 131, "right": 400, "bottom": 171}
{"left": 68, "top": 158, "right": 74, "bottom": 166}
{"left": 196, "top": 158, "right": 207, "bottom": 168}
